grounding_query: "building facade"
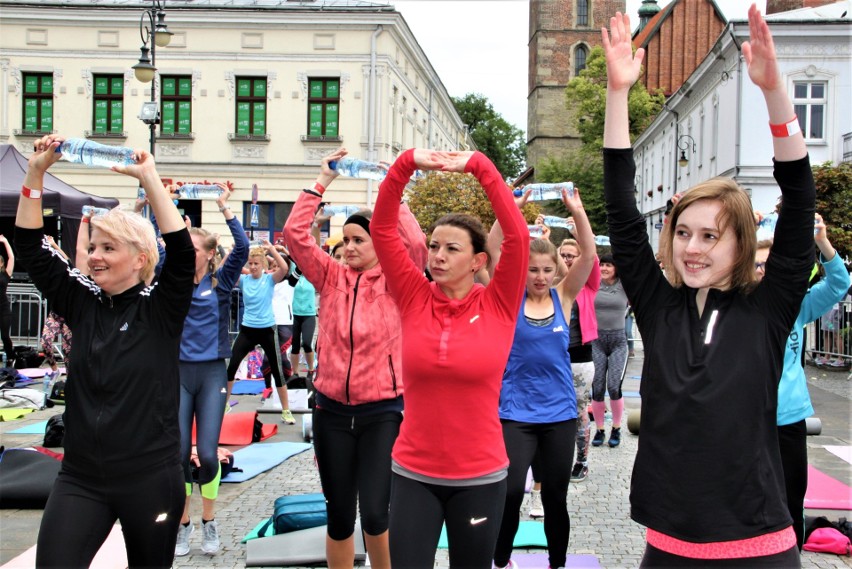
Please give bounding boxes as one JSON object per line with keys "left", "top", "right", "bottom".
{"left": 0, "top": 0, "right": 471, "bottom": 245}
{"left": 631, "top": 2, "right": 851, "bottom": 251}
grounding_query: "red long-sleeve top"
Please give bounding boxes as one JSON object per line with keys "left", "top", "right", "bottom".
{"left": 371, "top": 150, "right": 528, "bottom": 479}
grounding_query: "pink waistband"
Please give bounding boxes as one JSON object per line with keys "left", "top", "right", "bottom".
{"left": 646, "top": 527, "right": 796, "bottom": 559}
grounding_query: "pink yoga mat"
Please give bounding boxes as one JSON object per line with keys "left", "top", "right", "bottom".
{"left": 804, "top": 464, "right": 852, "bottom": 510}
{"left": 511, "top": 553, "right": 601, "bottom": 568}
{"left": 1, "top": 524, "right": 127, "bottom": 569}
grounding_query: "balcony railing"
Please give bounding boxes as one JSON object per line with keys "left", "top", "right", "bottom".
{"left": 842, "top": 131, "right": 852, "bottom": 163}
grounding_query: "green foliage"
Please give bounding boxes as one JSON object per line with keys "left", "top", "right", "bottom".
{"left": 452, "top": 93, "right": 527, "bottom": 180}
{"left": 406, "top": 172, "right": 540, "bottom": 232}
{"left": 813, "top": 161, "right": 852, "bottom": 262}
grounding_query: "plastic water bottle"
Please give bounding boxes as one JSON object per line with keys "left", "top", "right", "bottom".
{"left": 513, "top": 182, "right": 574, "bottom": 201}
{"left": 541, "top": 216, "right": 574, "bottom": 231}
{"left": 528, "top": 225, "right": 545, "bottom": 238}
{"left": 82, "top": 205, "right": 110, "bottom": 217}
{"left": 249, "top": 240, "right": 265, "bottom": 248}
{"left": 43, "top": 372, "right": 52, "bottom": 409}
{"left": 177, "top": 183, "right": 223, "bottom": 200}
{"left": 328, "top": 157, "right": 386, "bottom": 181}
{"left": 756, "top": 212, "right": 778, "bottom": 239}
{"left": 323, "top": 205, "right": 361, "bottom": 217}
{"left": 57, "top": 138, "right": 135, "bottom": 168}
{"left": 594, "top": 235, "right": 611, "bottom": 247}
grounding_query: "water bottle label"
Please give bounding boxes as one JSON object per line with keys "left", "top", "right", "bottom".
{"left": 528, "top": 225, "right": 545, "bottom": 238}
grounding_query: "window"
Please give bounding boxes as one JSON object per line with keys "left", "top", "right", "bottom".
{"left": 235, "top": 77, "right": 267, "bottom": 137}
{"left": 22, "top": 72, "right": 53, "bottom": 133}
{"left": 161, "top": 76, "right": 192, "bottom": 135}
{"left": 93, "top": 74, "right": 124, "bottom": 134}
{"left": 793, "top": 81, "right": 826, "bottom": 140}
{"left": 577, "top": 0, "right": 589, "bottom": 26}
{"left": 243, "top": 202, "right": 294, "bottom": 244}
{"left": 307, "top": 78, "right": 339, "bottom": 138}
{"left": 575, "top": 45, "right": 588, "bottom": 76}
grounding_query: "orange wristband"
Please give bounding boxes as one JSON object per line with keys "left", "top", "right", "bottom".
{"left": 21, "top": 185, "right": 43, "bottom": 199}
{"left": 769, "top": 117, "right": 801, "bottom": 138}
{"left": 313, "top": 182, "right": 326, "bottom": 195}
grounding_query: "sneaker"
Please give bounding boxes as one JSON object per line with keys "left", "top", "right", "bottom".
{"left": 592, "top": 428, "right": 606, "bottom": 447}
{"left": 494, "top": 560, "right": 519, "bottom": 569}
{"left": 828, "top": 358, "right": 848, "bottom": 367}
{"left": 608, "top": 427, "right": 621, "bottom": 448}
{"left": 571, "top": 462, "right": 588, "bottom": 482}
{"left": 528, "top": 489, "right": 544, "bottom": 518}
{"left": 175, "top": 521, "right": 194, "bottom": 557}
{"left": 201, "top": 519, "right": 220, "bottom": 554}
{"left": 281, "top": 409, "right": 296, "bottom": 424}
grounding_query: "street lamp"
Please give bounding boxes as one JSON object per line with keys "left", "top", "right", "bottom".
{"left": 132, "top": 0, "right": 173, "bottom": 157}
{"left": 677, "top": 134, "right": 696, "bottom": 167}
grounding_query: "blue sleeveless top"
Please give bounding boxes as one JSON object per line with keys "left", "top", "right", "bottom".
{"left": 499, "top": 288, "right": 577, "bottom": 423}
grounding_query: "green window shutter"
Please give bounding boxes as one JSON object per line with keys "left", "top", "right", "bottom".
{"left": 253, "top": 102, "right": 266, "bottom": 135}
{"left": 325, "top": 103, "right": 339, "bottom": 137}
{"left": 327, "top": 80, "right": 339, "bottom": 98}
{"left": 94, "top": 100, "right": 108, "bottom": 133}
{"left": 110, "top": 100, "right": 123, "bottom": 132}
{"left": 237, "top": 79, "right": 250, "bottom": 98}
{"left": 309, "top": 104, "right": 323, "bottom": 137}
{"left": 25, "top": 75, "right": 38, "bottom": 93}
{"left": 42, "top": 76, "right": 53, "bottom": 94}
{"left": 24, "top": 99, "right": 38, "bottom": 131}
{"left": 178, "top": 101, "right": 191, "bottom": 134}
{"left": 237, "top": 102, "right": 250, "bottom": 135}
{"left": 309, "top": 80, "right": 323, "bottom": 98}
{"left": 95, "top": 77, "right": 108, "bottom": 95}
{"left": 163, "top": 77, "right": 176, "bottom": 96}
{"left": 162, "top": 101, "right": 176, "bottom": 134}
{"left": 41, "top": 99, "right": 53, "bottom": 131}
{"left": 253, "top": 80, "right": 266, "bottom": 98}
{"left": 178, "top": 78, "right": 191, "bottom": 96}
{"left": 111, "top": 77, "right": 123, "bottom": 95}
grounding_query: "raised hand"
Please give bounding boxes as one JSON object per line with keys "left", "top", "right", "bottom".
{"left": 111, "top": 149, "right": 157, "bottom": 182}
{"left": 601, "top": 12, "right": 645, "bottom": 92}
{"left": 561, "top": 186, "right": 585, "bottom": 214}
{"left": 742, "top": 4, "right": 781, "bottom": 92}
{"left": 439, "top": 150, "right": 475, "bottom": 173}
{"left": 321, "top": 147, "right": 347, "bottom": 179}
{"left": 514, "top": 187, "right": 532, "bottom": 209}
{"left": 412, "top": 149, "right": 450, "bottom": 171}
{"left": 29, "top": 135, "right": 64, "bottom": 174}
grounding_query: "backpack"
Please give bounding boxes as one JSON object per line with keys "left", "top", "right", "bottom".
{"left": 43, "top": 414, "right": 65, "bottom": 448}
{"left": 269, "top": 493, "right": 327, "bottom": 534}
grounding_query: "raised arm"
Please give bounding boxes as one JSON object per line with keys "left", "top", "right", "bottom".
{"left": 0, "top": 235, "right": 14, "bottom": 275}
{"left": 112, "top": 151, "right": 184, "bottom": 235}
{"left": 76, "top": 211, "right": 92, "bottom": 275}
{"left": 264, "top": 240, "right": 289, "bottom": 284}
{"left": 17, "top": 135, "right": 64, "bottom": 229}
{"left": 486, "top": 188, "right": 532, "bottom": 277}
{"left": 602, "top": 12, "right": 645, "bottom": 150}
{"left": 556, "top": 189, "right": 596, "bottom": 301}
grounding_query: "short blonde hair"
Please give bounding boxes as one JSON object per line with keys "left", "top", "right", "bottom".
{"left": 248, "top": 247, "right": 268, "bottom": 269}
{"left": 90, "top": 208, "right": 159, "bottom": 284}
{"left": 659, "top": 178, "right": 757, "bottom": 291}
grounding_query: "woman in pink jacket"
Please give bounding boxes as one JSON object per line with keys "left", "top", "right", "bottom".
{"left": 282, "top": 148, "right": 427, "bottom": 569}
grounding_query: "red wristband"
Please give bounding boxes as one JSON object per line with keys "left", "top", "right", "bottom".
{"left": 21, "top": 185, "right": 43, "bottom": 199}
{"left": 313, "top": 182, "right": 326, "bottom": 195}
{"left": 81, "top": 217, "right": 90, "bottom": 223}
{"left": 769, "top": 117, "right": 801, "bottom": 138}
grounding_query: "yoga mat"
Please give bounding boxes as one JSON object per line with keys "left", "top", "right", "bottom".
{"left": 246, "top": 522, "right": 365, "bottom": 567}
{"left": 241, "top": 517, "right": 276, "bottom": 543}
{"left": 622, "top": 391, "right": 641, "bottom": 398}
{"left": 825, "top": 445, "right": 852, "bottom": 466}
{"left": 511, "top": 552, "right": 601, "bottom": 568}
{"left": 231, "top": 379, "right": 265, "bottom": 395}
{"left": 222, "top": 441, "right": 312, "bottom": 483}
{"left": 438, "top": 521, "right": 547, "bottom": 549}
{"left": 0, "top": 523, "right": 127, "bottom": 569}
{"left": 7, "top": 420, "right": 47, "bottom": 434}
{"left": 804, "top": 464, "right": 852, "bottom": 510}
{"left": 16, "top": 368, "right": 65, "bottom": 379}
{"left": 0, "top": 409, "right": 35, "bottom": 422}
{"left": 0, "top": 448, "right": 61, "bottom": 509}
{"left": 191, "top": 411, "right": 277, "bottom": 446}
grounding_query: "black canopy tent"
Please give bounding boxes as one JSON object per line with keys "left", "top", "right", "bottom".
{"left": 0, "top": 143, "right": 119, "bottom": 272}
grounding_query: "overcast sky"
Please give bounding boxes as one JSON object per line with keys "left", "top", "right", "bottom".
{"left": 392, "top": 0, "right": 766, "bottom": 136}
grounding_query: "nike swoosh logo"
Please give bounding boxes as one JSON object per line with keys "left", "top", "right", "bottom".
{"left": 470, "top": 517, "right": 487, "bottom": 525}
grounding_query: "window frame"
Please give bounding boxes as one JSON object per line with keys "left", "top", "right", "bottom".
{"left": 792, "top": 80, "right": 827, "bottom": 142}
{"left": 21, "top": 72, "right": 54, "bottom": 134}
{"left": 306, "top": 77, "right": 341, "bottom": 141}
{"left": 160, "top": 75, "right": 193, "bottom": 137}
{"left": 576, "top": 0, "right": 589, "bottom": 26}
{"left": 235, "top": 76, "right": 268, "bottom": 138}
{"left": 92, "top": 74, "right": 124, "bottom": 135}
{"left": 574, "top": 45, "right": 588, "bottom": 77}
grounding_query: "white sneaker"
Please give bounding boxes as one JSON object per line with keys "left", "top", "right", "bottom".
{"left": 528, "top": 489, "right": 544, "bottom": 518}
{"left": 201, "top": 519, "right": 220, "bottom": 554}
{"left": 175, "top": 521, "right": 194, "bottom": 556}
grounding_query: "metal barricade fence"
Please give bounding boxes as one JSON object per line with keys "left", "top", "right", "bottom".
{"left": 6, "top": 283, "right": 46, "bottom": 348}
{"left": 805, "top": 297, "right": 852, "bottom": 368}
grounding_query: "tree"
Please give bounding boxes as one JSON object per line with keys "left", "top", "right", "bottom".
{"left": 813, "top": 161, "right": 852, "bottom": 262}
{"left": 452, "top": 94, "right": 527, "bottom": 180}
{"left": 406, "top": 172, "right": 540, "bottom": 232}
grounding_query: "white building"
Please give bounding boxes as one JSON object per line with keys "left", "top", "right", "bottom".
{"left": 632, "top": 1, "right": 851, "bottom": 251}
{"left": 0, "top": 0, "right": 472, "bottom": 244}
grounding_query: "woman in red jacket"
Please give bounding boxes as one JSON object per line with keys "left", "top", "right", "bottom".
{"left": 371, "top": 149, "right": 528, "bottom": 568}
{"left": 282, "top": 148, "right": 426, "bottom": 569}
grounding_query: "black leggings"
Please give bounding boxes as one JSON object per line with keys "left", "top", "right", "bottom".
{"left": 639, "top": 543, "right": 800, "bottom": 567}
{"left": 312, "top": 407, "right": 401, "bottom": 539}
{"left": 495, "top": 419, "right": 577, "bottom": 569}
{"left": 1, "top": 307, "right": 13, "bottom": 363}
{"left": 36, "top": 465, "right": 184, "bottom": 568}
{"left": 390, "top": 473, "right": 507, "bottom": 569}
{"left": 778, "top": 420, "right": 808, "bottom": 550}
{"left": 291, "top": 314, "right": 316, "bottom": 355}
{"left": 227, "top": 325, "right": 283, "bottom": 386}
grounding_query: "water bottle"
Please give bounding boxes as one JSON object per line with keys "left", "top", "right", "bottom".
{"left": 756, "top": 212, "right": 778, "bottom": 239}
{"left": 82, "top": 205, "right": 110, "bottom": 217}
{"left": 249, "top": 240, "right": 266, "bottom": 248}
{"left": 594, "top": 235, "right": 611, "bottom": 247}
{"left": 541, "top": 216, "right": 574, "bottom": 232}
{"left": 528, "top": 225, "right": 545, "bottom": 238}
{"left": 328, "top": 157, "right": 386, "bottom": 181}
{"left": 43, "top": 372, "right": 53, "bottom": 409}
{"left": 57, "top": 138, "right": 135, "bottom": 169}
{"left": 1, "top": 353, "right": 6, "bottom": 367}
{"left": 513, "top": 182, "right": 574, "bottom": 201}
{"left": 176, "top": 183, "right": 223, "bottom": 200}
{"left": 323, "top": 205, "right": 361, "bottom": 217}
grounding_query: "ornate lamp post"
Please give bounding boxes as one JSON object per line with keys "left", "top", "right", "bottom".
{"left": 131, "top": 0, "right": 173, "bottom": 157}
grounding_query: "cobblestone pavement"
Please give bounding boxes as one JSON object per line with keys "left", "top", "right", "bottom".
{"left": 2, "top": 348, "right": 850, "bottom": 568}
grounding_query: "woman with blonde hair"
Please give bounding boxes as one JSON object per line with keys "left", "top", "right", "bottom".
{"left": 17, "top": 134, "right": 194, "bottom": 568}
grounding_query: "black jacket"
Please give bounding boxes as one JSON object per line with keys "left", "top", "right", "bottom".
{"left": 15, "top": 226, "right": 194, "bottom": 477}
{"left": 604, "top": 148, "right": 815, "bottom": 542}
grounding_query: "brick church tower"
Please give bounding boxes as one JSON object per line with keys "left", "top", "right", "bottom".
{"left": 527, "top": 0, "right": 626, "bottom": 171}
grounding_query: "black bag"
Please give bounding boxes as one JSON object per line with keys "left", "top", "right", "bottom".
{"left": 0, "top": 367, "right": 17, "bottom": 389}
{"left": 43, "top": 413, "right": 65, "bottom": 448}
{"left": 13, "top": 346, "right": 45, "bottom": 369}
{"left": 50, "top": 380, "right": 66, "bottom": 402}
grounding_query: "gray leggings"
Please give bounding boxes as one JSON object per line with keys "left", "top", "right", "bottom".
{"left": 591, "top": 329, "right": 628, "bottom": 401}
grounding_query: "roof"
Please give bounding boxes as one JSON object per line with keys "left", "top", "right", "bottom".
{"left": 0, "top": 0, "right": 394, "bottom": 9}
{"left": 632, "top": 0, "right": 728, "bottom": 46}
{"left": 763, "top": 0, "right": 851, "bottom": 21}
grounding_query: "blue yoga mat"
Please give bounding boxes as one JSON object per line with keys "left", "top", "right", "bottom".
{"left": 232, "top": 380, "right": 265, "bottom": 395}
{"left": 438, "top": 520, "right": 546, "bottom": 549}
{"left": 222, "top": 441, "right": 312, "bottom": 483}
{"left": 8, "top": 420, "right": 48, "bottom": 435}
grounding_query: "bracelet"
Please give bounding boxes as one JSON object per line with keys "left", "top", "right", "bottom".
{"left": 81, "top": 217, "right": 90, "bottom": 224}
{"left": 21, "top": 185, "right": 42, "bottom": 199}
{"left": 313, "top": 182, "right": 326, "bottom": 195}
{"left": 769, "top": 116, "right": 801, "bottom": 138}
{"left": 219, "top": 205, "right": 231, "bottom": 213}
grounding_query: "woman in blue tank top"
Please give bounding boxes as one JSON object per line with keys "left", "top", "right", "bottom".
{"left": 488, "top": 188, "right": 597, "bottom": 569}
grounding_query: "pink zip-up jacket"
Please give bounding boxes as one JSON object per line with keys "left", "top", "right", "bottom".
{"left": 282, "top": 189, "right": 427, "bottom": 405}
{"left": 576, "top": 256, "right": 600, "bottom": 345}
